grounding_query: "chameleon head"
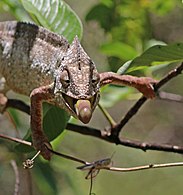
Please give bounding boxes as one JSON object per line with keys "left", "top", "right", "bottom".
{"left": 54, "top": 36, "right": 100, "bottom": 124}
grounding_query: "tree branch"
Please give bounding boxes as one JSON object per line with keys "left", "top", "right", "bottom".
{"left": 6, "top": 99, "right": 30, "bottom": 115}
{"left": 105, "top": 161, "right": 183, "bottom": 172}
{"left": 110, "top": 62, "right": 183, "bottom": 137}
{"left": 66, "top": 123, "right": 183, "bottom": 154}
{"left": 1, "top": 62, "right": 183, "bottom": 155}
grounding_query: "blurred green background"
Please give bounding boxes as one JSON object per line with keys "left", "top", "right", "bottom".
{"left": 1, "top": 0, "right": 183, "bottom": 194}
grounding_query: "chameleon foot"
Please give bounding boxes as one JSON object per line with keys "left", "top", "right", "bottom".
{"left": 135, "top": 77, "right": 157, "bottom": 99}
{"left": 32, "top": 135, "right": 52, "bottom": 160}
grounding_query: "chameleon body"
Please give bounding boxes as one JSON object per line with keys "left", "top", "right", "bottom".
{"left": 0, "top": 21, "right": 156, "bottom": 160}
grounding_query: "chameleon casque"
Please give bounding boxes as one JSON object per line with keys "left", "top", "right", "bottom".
{"left": 0, "top": 21, "right": 157, "bottom": 160}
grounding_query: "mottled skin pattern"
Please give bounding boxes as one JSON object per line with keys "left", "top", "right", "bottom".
{"left": 0, "top": 21, "right": 157, "bottom": 160}
{"left": 0, "top": 21, "right": 68, "bottom": 95}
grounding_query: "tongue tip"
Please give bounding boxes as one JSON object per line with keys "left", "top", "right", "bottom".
{"left": 75, "top": 100, "right": 92, "bottom": 124}
{"left": 79, "top": 114, "right": 92, "bottom": 124}
{"left": 78, "top": 107, "right": 92, "bottom": 124}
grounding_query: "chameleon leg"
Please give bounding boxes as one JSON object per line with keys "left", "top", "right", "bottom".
{"left": 30, "top": 85, "right": 54, "bottom": 160}
{"left": 99, "top": 72, "right": 157, "bottom": 99}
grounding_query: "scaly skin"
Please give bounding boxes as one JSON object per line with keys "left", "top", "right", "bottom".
{"left": 0, "top": 21, "right": 157, "bottom": 160}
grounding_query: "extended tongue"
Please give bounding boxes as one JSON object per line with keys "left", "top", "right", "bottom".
{"left": 75, "top": 100, "right": 92, "bottom": 124}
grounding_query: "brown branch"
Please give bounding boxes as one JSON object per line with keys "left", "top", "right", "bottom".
{"left": 1, "top": 62, "right": 183, "bottom": 156}
{"left": 110, "top": 96, "right": 147, "bottom": 138}
{"left": 4, "top": 132, "right": 183, "bottom": 184}
{"left": 155, "top": 63, "right": 183, "bottom": 89}
{"left": 6, "top": 99, "right": 30, "bottom": 115}
{"left": 111, "top": 62, "right": 183, "bottom": 137}
{"left": 66, "top": 123, "right": 183, "bottom": 154}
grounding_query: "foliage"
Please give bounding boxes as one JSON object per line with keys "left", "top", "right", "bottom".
{"left": 21, "top": 0, "right": 83, "bottom": 42}
{"left": 86, "top": 0, "right": 181, "bottom": 71}
{"left": 87, "top": 0, "right": 183, "bottom": 106}
{"left": 1, "top": 0, "right": 183, "bottom": 194}
{"left": 0, "top": 0, "right": 82, "bottom": 154}
{"left": 0, "top": 0, "right": 83, "bottom": 194}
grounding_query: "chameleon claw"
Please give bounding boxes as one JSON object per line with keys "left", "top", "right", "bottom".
{"left": 75, "top": 100, "right": 92, "bottom": 124}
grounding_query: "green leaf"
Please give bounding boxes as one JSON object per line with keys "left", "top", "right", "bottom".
{"left": 7, "top": 108, "right": 22, "bottom": 128}
{"left": 21, "top": 0, "right": 83, "bottom": 42}
{"left": 150, "top": 0, "right": 176, "bottom": 15}
{"left": 100, "top": 42, "right": 137, "bottom": 60}
{"left": 42, "top": 103, "right": 70, "bottom": 141}
{"left": 117, "top": 60, "right": 132, "bottom": 75}
{"left": 15, "top": 103, "right": 70, "bottom": 153}
{"left": 131, "top": 43, "right": 183, "bottom": 66}
{"left": 118, "top": 43, "right": 183, "bottom": 73}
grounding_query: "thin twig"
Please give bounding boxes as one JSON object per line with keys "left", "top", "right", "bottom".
{"left": 105, "top": 161, "right": 183, "bottom": 172}
{"left": 157, "top": 91, "right": 183, "bottom": 103}
{"left": 2, "top": 133, "right": 183, "bottom": 182}
{"left": 0, "top": 133, "right": 90, "bottom": 166}
{"left": 110, "top": 96, "right": 147, "bottom": 138}
{"left": 0, "top": 134, "right": 32, "bottom": 146}
{"left": 98, "top": 103, "right": 117, "bottom": 127}
{"left": 154, "top": 63, "right": 183, "bottom": 89}
{"left": 45, "top": 145, "right": 87, "bottom": 165}
{"left": 10, "top": 160, "right": 20, "bottom": 195}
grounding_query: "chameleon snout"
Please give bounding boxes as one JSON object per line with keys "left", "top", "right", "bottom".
{"left": 75, "top": 99, "right": 92, "bottom": 124}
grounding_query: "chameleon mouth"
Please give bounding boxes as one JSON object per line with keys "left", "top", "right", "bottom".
{"left": 62, "top": 93, "right": 98, "bottom": 124}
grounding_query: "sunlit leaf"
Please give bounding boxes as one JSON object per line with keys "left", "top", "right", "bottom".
{"left": 21, "top": 0, "right": 83, "bottom": 42}
{"left": 100, "top": 42, "right": 137, "bottom": 60}
{"left": 118, "top": 43, "right": 183, "bottom": 73}
{"left": 150, "top": 0, "right": 175, "bottom": 15}
{"left": 131, "top": 43, "right": 183, "bottom": 66}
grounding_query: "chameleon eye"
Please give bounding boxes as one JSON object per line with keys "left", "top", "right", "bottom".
{"left": 92, "top": 73, "right": 100, "bottom": 85}
{"left": 60, "top": 70, "right": 70, "bottom": 88}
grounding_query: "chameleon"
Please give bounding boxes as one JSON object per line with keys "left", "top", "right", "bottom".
{"left": 0, "top": 21, "right": 157, "bottom": 160}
